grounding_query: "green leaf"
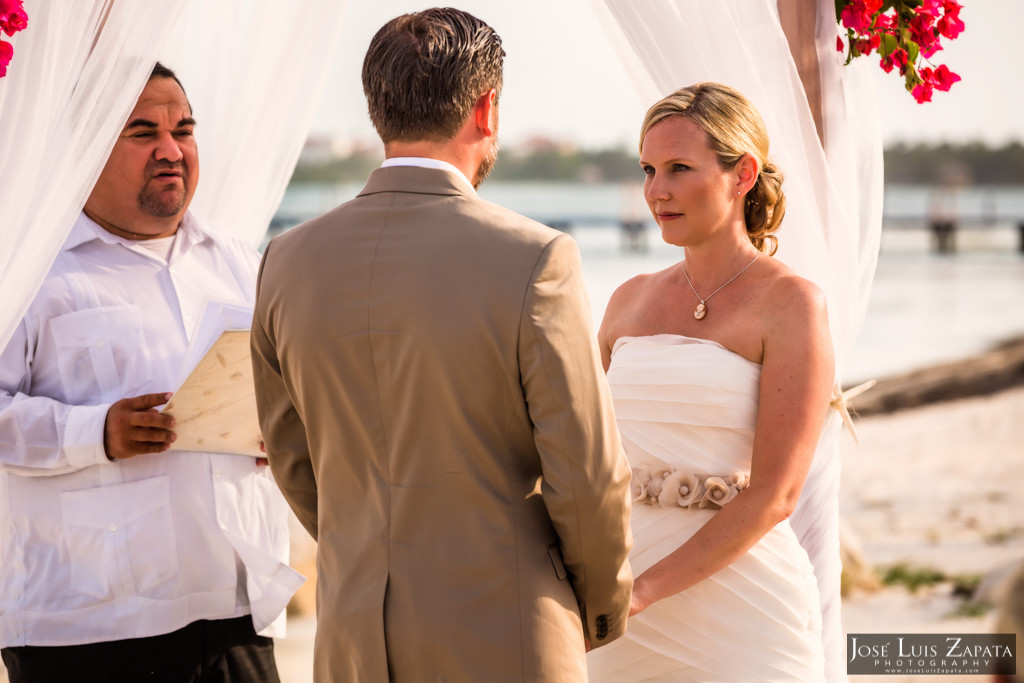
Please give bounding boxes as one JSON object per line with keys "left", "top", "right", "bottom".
{"left": 903, "top": 64, "right": 922, "bottom": 92}
{"left": 880, "top": 32, "right": 898, "bottom": 59}
{"left": 907, "top": 40, "right": 920, "bottom": 64}
{"left": 835, "top": 0, "right": 845, "bottom": 23}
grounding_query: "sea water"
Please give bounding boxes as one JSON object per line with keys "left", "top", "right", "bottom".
{"left": 275, "top": 182, "right": 1024, "bottom": 384}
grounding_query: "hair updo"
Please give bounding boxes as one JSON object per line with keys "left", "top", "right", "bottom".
{"left": 639, "top": 82, "right": 784, "bottom": 255}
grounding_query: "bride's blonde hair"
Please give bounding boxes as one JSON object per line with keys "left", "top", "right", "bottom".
{"left": 639, "top": 82, "right": 784, "bottom": 255}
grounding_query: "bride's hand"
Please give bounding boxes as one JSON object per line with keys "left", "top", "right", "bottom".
{"left": 628, "top": 582, "right": 653, "bottom": 617}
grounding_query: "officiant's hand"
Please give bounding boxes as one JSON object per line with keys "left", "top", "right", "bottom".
{"left": 104, "top": 393, "right": 177, "bottom": 460}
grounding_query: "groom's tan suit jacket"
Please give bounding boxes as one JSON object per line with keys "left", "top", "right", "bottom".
{"left": 251, "top": 165, "right": 633, "bottom": 682}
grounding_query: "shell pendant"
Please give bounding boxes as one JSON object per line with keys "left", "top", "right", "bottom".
{"left": 693, "top": 302, "right": 707, "bottom": 320}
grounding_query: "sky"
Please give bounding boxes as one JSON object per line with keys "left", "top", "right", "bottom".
{"left": 312, "top": 1, "right": 1024, "bottom": 151}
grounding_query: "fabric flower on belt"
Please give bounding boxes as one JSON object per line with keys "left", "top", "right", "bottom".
{"left": 658, "top": 471, "right": 703, "bottom": 508}
{"left": 631, "top": 464, "right": 748, "bottom": 510}
{"left": 630, "top": 466, "right": 654, "bottom": 503}
{"left": 699, "top": 476, "right": 740, "bottom": 509}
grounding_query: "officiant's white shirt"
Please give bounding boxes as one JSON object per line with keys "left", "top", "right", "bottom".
{"left": 0, "top": 212, "right": 301, "bottom": 647}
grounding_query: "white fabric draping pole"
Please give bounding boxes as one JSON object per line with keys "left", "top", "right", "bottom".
{"left": 592, "top": 1, "right": 883, "bottom": 681}
{"left": 0, "top": 1, "right": 186, "bottom": 352}
{"left": 159, "top": 1, "right": 348, "bottom": 247}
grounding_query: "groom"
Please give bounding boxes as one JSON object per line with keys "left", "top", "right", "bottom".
{"left": 251, "top": 7, "right": 633, "bottom": 682}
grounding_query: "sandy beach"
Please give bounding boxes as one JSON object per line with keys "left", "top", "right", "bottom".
{"left": 841, "top": 382, "right": 1024, "bottom": 682}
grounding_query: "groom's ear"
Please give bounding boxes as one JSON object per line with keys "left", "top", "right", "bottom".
{"left": 473, "top": 88, "right": 497, "bottom": 137}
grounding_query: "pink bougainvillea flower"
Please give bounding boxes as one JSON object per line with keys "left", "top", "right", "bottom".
{"left": 0, "top": 0, "right": 20, "bottom": 16}
{"left": 931, "top": 64, "right": 961, "bottom": 91}
{"left": 873, "top": 12, "right": 896, "bottom": 30}
{"left": 880, "top": 47, "right": 909, "bottom": 75}
{"left": 937, "top": 11, "right": 964, "bottom": 39}
{"left": 0, "top": 38, "right": 12, "bottom": 78}
{"left": 0, "top": 6, "right": 27, "bottom": 36}
{"left": 917, "top": 0, "right": 944, "bottom": 18}
{"left": 840, "top": 0, "right": 875, "bottom": 33}
{"left": 913, "top": 66, "right": 937, "bottom": 103}
{"left": 855, "top": 33, "right": 881, "bottom": 57}
{"left": 837, "top": 0, "right": 961, "bottom": 102}
{"left": 912, "top": 80, "right": 934, "bottom": 104}
{"left": 909, "top": 13, "right": 942, "bottom": 58}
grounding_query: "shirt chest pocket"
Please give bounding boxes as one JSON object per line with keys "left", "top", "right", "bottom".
{"left": 48, "top": 305, "right": 153, "bottom": 404}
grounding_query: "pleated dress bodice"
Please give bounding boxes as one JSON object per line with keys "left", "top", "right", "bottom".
{"left": 588, "top": 334, "right": 825, "bottom": 682}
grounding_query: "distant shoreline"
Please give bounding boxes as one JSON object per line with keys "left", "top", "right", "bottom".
{"left": 850, "top": 334, "right": 1024, "bottom": 417}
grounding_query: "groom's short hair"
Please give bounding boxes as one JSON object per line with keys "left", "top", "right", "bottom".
{"left": 362, "top": 8, "right": 504, "bottom": 144}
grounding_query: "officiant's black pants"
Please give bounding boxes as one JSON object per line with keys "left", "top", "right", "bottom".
{"left": 1, "top": 616, "right": 278, "bottom": 683}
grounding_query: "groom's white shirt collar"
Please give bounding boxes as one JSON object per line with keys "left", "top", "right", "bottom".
{"left": 382, "top": 157, "right": 477, "bottom": 195}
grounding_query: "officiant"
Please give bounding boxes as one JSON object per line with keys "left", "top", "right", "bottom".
{"left": 0, "top": 63, "right": 301, "bottom": 682}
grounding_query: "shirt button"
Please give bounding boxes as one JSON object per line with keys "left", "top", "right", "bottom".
{"left": 109, "top": 523, "right": 118, "bottom": 532}
{"left": 220, "top": 523, "right": 227, "bottom": 530}
{"left": 214, "top": 469, "right": 222, "bottom": 477}
{"left": 95, "top": 340, "right": 105, "bottom": 348}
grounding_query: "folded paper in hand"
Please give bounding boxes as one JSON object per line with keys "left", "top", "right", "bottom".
{"left": 161, "top": 300, "right": 261, "bottom": 457}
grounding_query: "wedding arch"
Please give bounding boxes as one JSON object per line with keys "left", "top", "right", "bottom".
{"left": 0, "top": 1, "right": 881, "bottom": 680}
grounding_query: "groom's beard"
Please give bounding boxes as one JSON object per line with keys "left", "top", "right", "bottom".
{"left": 473, "top": 136, "right": 499, "bottom": 189}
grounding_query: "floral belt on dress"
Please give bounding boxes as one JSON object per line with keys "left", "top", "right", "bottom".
{"left": 631, "top": 466, "right": 749, "bottom": 509}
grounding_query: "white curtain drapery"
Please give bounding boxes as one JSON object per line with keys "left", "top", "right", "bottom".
{"left": 0, "top": 1, "right": 186, "bottom": 353}
{"left": 159, "top": 2, "right": 348, "bottom": 246}
{"left": 0, "top": 0, "right": 348, "bottom": 351}
{"left": 593, "top": 1, "right": 884, "bottom": 680}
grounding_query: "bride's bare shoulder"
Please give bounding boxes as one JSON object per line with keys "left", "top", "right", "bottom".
{"left": 608, "top": 265, "right": 676, "bottom": 308}
{"left": 758, "top": 260, "right": 829, "bottom": 337}
{"left": 599, "top": 266, "right": 677, "bottom": 355}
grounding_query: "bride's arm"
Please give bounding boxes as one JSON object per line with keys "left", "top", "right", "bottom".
{"left": 629, "top": 274, "right": 834, "bottom": 615}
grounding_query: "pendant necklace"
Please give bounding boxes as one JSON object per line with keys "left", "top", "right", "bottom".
{"left": 680, "top": 252, "right": 759, "bottom": 320}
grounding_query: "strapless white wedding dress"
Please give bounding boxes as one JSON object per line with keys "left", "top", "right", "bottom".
{"left": 588, "top": 334, "right": 825, "bottom": 682}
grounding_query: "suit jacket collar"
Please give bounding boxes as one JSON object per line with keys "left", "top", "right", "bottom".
{"left": 358, "top": 166, "right": 477, "bottom": 200}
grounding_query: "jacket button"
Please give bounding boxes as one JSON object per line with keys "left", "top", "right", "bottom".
{"left": 596, "top": 614, "right": 609, "bottom": 639}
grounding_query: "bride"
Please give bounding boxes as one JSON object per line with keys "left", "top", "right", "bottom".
{"left": 587, "top": 82, "right": 833, "bottom": 681}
